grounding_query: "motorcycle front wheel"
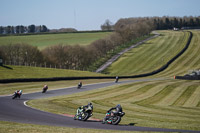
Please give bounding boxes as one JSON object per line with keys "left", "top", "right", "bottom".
{"left": 102, "top": 117, "right": 106, "bottom": 124}
{"left": 82, "top": 112, "right": 89, "bottom": 121}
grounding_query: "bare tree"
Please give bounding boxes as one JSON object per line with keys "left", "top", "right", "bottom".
{"left": 101, "top": 19, "right": 114, "bottom": 31}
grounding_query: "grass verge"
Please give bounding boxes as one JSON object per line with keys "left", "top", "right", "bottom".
{"left": 0, "top": 65, "right": 105, "bottom": 80}
{"left": 0, "top": 121, "right": 143, "bottom": 133}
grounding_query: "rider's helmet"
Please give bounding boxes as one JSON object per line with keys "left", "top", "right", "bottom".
{"left": 116, "top": 104, "right": 121, "bottom": 108}
{"left": 88, "top": 102, "right": 92, "bottom": 106}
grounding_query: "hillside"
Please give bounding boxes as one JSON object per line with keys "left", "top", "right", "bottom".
{"left": 0, "top": 32, "right": 111, "bottom": 49}
{"left": 103, "top": 30, "right": 192, "bottom": 76}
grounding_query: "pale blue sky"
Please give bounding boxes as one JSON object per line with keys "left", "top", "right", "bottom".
{"left": 1, "top": 0, "right": 200, "bottom": 30}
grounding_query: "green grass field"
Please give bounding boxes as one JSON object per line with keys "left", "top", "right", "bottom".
{"left": 103, "top": 30, "right": 192, "bottom": 76}
{"left": 0, "top": 65, "right": 105, "bottom": 80}
{"left": 0, "top": 32, "right": 111, "bottom": 49}
{"left": 153, "top": 30, "right": 200, "bottom": 78}
{"left": 0, "top": 121, "right": 140, "bottom": 133}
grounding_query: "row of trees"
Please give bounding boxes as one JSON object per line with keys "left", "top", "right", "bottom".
{"left": 1, "top": 16, "right": 200, "bottom": 71}
{"left": 153, "top": 16, "right": 200, "bottom": 30}
{"left": 0, "top": 25, "right": 48, "bottom": 34}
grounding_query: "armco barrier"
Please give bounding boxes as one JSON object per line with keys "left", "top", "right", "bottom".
{"left": 0, "top": 31, "right": 193, "bottom": 83}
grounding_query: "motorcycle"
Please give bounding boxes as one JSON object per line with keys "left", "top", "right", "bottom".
{"left": 102, "top": 111, "right": 125, "bottom": 125}
{"left": 74, "top": 106, "right": 93, "bottom": 121}
{"left": 115, "top": 76, "right": 119, "bottom": 83}
{"left": 77, "top": 82, "right": 82, "bottom": 89}
{"left": 42, "top": 85, "right": 48, "bottom": 93}
{"left": 12, "top": 91, "right": 22, "bottom": 99}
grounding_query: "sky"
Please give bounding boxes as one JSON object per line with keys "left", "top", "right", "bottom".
{"left": 0, "top": 0, "right": 200, "bottom": 31}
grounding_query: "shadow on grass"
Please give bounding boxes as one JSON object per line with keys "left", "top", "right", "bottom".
{"left": 2, "top": 65, "right": 13, "bottom": 70}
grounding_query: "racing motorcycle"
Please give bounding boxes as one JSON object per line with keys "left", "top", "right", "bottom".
{"left": 74, "top": 106, "right": 93, "bottom": 121}
{"left": 102, "top": 111, "right": 125, "bottom": 125}
{"left": 12, "top": 90, "right": 22, "bottom": 99}
{"left": 42, "top": 85, "right": 48, "bottom": 93}
{"left": 115, "top": 76, "right": 119, "bottom": 83}
{"left": 77, "top": 82, "right": 82, "bottom": 89}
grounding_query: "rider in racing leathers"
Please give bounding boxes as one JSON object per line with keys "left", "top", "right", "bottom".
{"left": 76, "top": 102, "right": 93, "bottom": 119}
{"left": 106, "top": 104, "right": 123, "bottom": 123}
{"left": 15, "top": 90, "right": 22, "bottom": 98}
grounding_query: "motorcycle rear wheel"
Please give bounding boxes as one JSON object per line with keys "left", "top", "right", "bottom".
{"left": 112, "top": 116, "right": 121, "bottom": 125}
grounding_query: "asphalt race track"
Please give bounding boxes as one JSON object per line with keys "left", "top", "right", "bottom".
{"left": 0, "top": 79, "right": 199, "bottom": 133}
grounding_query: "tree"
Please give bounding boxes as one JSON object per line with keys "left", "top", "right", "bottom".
{"left": 41, "top": 25, "right": 48, "bottom": 32}
{"left": 16, "top": 26, "right": 20, "bottom": 34}
{"left": 0, "top": 26, "right": 4, "bottom": 34}
{"left": 11, "top": 26, "right": 15, "bottom": 34}
{"left": 6, "top": 26, "right": 12, "bottom": 34}
{"left": 101, "top": 19, "right": 114, "bottom": 31}
{"left": 28, "top": 24, "right": 36, "bottom": 33}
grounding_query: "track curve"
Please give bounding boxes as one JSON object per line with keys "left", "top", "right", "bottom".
{"left": 0, "top": 78, "right": 199, "bottom": 132}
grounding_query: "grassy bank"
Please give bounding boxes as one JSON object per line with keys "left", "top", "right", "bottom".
{"left": 0, "top": 32, "right": 111, "bottom": 49}
{"left": 28, "top": 79, "right": 200, "bottom": 131}
{"left": 0, "top": 65, "right": 105, "bottom": 80}
{"left": 103, "top": 30, "right": 191, "bottom": 76}
{"left": 153, "top": 30, "right": 200, "bottom": 78}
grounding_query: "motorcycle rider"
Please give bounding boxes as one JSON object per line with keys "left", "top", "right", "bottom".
{"left": 106, "top": 104, "right": 122, "bottom": 123}
{"left": 14, "top": 90, "right": 22, "bottom": 98}
{"left": 75, "top": 102, "right": 93, "bottom": 120}
{"left": 42, "top": 84, "right": 48, "bottom": 93}
{"left": 84, "top": 102, "right": 93, "bottom": 113}
{"left": 115, "top": 76, "right": 119, "bottom": 83}
{"left": 76, "top": 106, "right": 84, "bottom": 120}
{"left": 78, "top": 81, "right": 82, "bottom": 88}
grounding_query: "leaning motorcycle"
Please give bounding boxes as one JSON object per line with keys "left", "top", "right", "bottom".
{"left": 12, "top": 91, "right": 22, "bottom": 99}
{"left": 42, "top": 85, "right": 48, "bottom": 93}
{"left": 74, "top": 106, "right": 93, "bottom": 121}
{"left": 102, "top": 111, "right": 125, "bottom": 125}
{"left": 77, "top": 84, "right": 82, "bottom": 89}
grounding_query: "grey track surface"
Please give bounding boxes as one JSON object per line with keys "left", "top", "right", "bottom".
{"left": 0, "top": 78, "right": 199, "bottom": 133}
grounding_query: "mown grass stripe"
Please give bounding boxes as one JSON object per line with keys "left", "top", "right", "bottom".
{"left": 183, "top": 86, "right": 200, "bottom": 107}
{"left": 135, "top": 83, "right": 179, "bottom": 105}
{"left": 152, "top": 32, "right": 190, "bottom": 77}
{"left": 124, "top": 104, "right": 200, "bottom": 119}
{"left": 173, "top": 85, "right": 198, "bottom": 106}
{"left": 103, "top": 84, "right": 158, "bottom": 101}
{"left": 155, "top": 30, "right": 199, "bottom": 78}
{"left": 155, "top": 83, "right": 188, "bottom": 106}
